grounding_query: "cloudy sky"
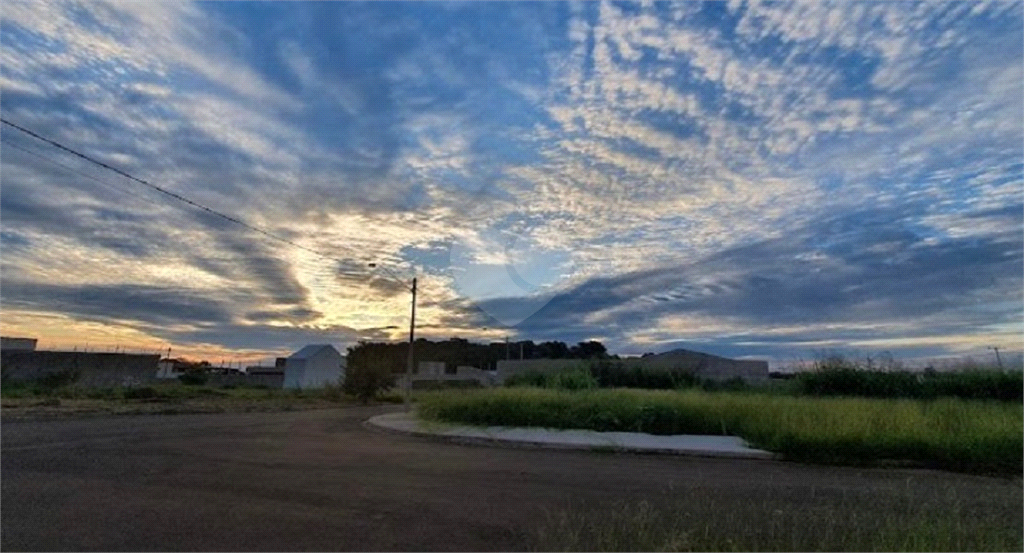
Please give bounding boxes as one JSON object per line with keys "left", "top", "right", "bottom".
{"left": 1, "top": 1, "right": 1021, "bottom": 367}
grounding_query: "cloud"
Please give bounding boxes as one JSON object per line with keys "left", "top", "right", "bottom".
{"left": 509, "top": 202, "right": 1023, "bottom": 359}
{"left": 1, "top": 1, "right": 1019, "bottom": 362}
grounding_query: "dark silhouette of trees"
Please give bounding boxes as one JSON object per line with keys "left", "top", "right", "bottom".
{"left": 345, "top": 337, "right": 609, "bottom": 374}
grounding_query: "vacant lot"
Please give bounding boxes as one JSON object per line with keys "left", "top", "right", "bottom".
{"left": 0, "top": 381, "right": 401, "bottom": 419}
{"left": 3, "top": 406, "right": 1020, "bottom": 551}
{"left": 418, "top": 387, "right": 1024, "bottom": 474}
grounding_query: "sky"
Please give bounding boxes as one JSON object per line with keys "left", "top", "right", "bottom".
{"left": 1, "top": 1, "right": 1021, "bottom": 368}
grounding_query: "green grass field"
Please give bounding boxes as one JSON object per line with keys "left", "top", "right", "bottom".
{"left": 417, "top": 387, "right": 1023, "bottom": 474}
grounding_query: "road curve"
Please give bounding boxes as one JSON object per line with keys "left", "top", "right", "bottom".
{"left": 3, "top": 406, "right": 1020, "bottom": 551}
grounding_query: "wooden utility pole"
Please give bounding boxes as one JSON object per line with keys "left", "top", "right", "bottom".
{"left": 405, "top": 277, "right": 417, "bottom": 410}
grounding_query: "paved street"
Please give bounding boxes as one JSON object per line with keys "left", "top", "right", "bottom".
{"left": 3, "top": 406, "right": 1021, "bottom": 551}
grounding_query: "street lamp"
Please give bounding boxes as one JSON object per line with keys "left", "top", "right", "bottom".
{"left": 369, "top": 263, "right": 417, "bottom": 411}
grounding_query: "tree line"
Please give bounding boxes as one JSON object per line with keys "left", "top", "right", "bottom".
{"left": 346, "top": 338, "right": 611, "bottom": 375}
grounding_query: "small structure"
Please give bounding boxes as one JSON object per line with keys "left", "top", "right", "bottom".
{"left": 1, "top": 337, "right": 38, "bottom": 351}
{"left": 283, "top": 344, "right": 345, "bottom": 389}
{"left": 400, "top": 361, "right": 497, "bottom": 389}
{"left": 417, "top": 361, "right": 446, "bottom": 377}
{"left": 244, "top": 365, "right": 286, "bottom": 388}
{"left": 156, "top": 358, "right": 187, "bottom": 379}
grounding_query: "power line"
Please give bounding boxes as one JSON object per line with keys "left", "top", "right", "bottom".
{"left": 1, "top": 118, "right": 413, "bottom": 291}
{"left": 2, "top": 139, "right": 167, "bottom": 210}
{"left": 4, "top": 137, "right": 412, "bottom": 296}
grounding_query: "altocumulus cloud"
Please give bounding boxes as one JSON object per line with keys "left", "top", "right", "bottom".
{"left": 0, "top": 1, "right": 1020, "bottom": 364}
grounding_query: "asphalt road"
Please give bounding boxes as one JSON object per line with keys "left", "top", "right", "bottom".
{"left": 2, "top": 406, "right": 1020, "bottom": 551}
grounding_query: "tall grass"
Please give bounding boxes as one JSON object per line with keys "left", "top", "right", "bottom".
{"left": 797, "top": 365, "right": 1023, "bottom": 401}
{"left": 417, "top": 388, "right": 1023, "bottom": 474}
{"left": 505, "top": 364, "right": 723, "bottom": 391}
{"left": 533, "top": 493, "right": 1023, "bottom": 552}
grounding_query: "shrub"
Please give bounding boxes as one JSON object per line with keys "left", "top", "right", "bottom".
{"left": 505, "top": 370, "right": 548, "bottom": 387}
{"left": 124, "top": 386, "right": 159, "bottom": 400}
{"left": 412, "top": 379, "right": 483, "bottom": 390}
{"left": 701, "top": 376, "right": 747, "bottom": 392}
{"left": 321, "top": 381, "right": 346, "bottom": 402}
{"left": 588, "top": 361, "right": 700, "bottom": 390}
{"left": 549, "top": 368, "right": 598, "bottom": 391}
{"left": 797, "top": 366, "right": 1022, "bottom": 401}
{"left": 343, "top": 357, "right": 395, "bottom": 403}
{"left": 178, "top": 371, "right": 208, "bottom": 386}
{"left": 505, "top": 367, "right": 597, "bottom": 390}
{"left": 36, "top": 369, "right": 81, "bottom": 389}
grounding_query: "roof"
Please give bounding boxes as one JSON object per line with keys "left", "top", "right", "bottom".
{"left": 288, "top": 344, "right": 340, "bottom": 360}
{"left": 653, "top": 348, "right": 729, "bottom": 361}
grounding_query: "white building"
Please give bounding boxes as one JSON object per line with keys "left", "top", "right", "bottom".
{"left": 283, "top": 344, "right": 346, "bottom": 389}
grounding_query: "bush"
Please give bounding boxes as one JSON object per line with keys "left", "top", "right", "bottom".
{"left": 797, "top": 366, "right": 1022, "bottom": 401}
{"left": 701, "top": 376, "right": 747, "bottom": 392}
{"left": 124, "top": 386, "right": 159, "bottom": 400}
{"left": 343, "top": 357, "right": 395, "bottom": 403}
{"left": 588, "top": 361, "right": 700, "bottom": 390}
{"left": 549, "top": 368, "right": 598, "bottom": 390}
{"left": 505, "top": 367, "right": 597, "bottom": 390}
{"left": 36, "top": 369, "right": 81, "bottom": 389}
{"left": 321, "top": 381, "right": 346, "bottom": 402}
{"left": 178, "top": 371, "right": 208, "bottom": 386}
{"left": 505, "top": 370, "right": 548, "bottom": 387}
{"left": 412, "top": 379, "right": 483, "bottom": 390}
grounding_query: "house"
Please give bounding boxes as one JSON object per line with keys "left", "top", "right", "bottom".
{"left": 283, "top": 344, "right": 346, "bottom": 389}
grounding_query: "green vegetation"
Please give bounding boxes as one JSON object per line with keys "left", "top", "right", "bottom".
{"left": 588, "top": 360, "right": 702, "bottom": 390}
{"left": 506, "top": 364, "right": 712, "bottom": 391}
{"left": 346, "top": 338, "right": 610, "bottom": 377}
{"left": 0, "top": 380, "right": 401, "bottom": 416}
{"left": 533, "top": 493, "right": 1023, "bottom": 552}
{"left": 506, "top": 367, "right": 599, "bottom": 390}
{"left": 343, "top": 355, "right": 396, "bottom": 403}
{"left": 417, "top": 387, "right": 1023, "bottom": 474}
{"left": 177, "top": 371, "right": 209, "bottom": 386}
{"left": 797, "top": 361, "right": 1022, "bottom": 401}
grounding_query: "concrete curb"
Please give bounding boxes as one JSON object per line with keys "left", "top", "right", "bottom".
{"left": 365, "top": 412, "right": 777, "bottom": 460}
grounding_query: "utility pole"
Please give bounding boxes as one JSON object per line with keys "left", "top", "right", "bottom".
{"left": 406, "top": 277, "right": 417, "bottom": 411}
{"left": 368, "top": 263, "right": 417, "bottom": 411}
{"left": 990, "top": 346, "right": 1004, "bottom": 369}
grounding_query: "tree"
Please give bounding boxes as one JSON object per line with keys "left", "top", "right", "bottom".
{"left": 569, "top": 341, "right": 608, "bottom": 359}
{"left": 343, "top": 351, "right": 396, "bottom": 403}
{"left": 537, "top": 341, "right": 570, "bottom": 359}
